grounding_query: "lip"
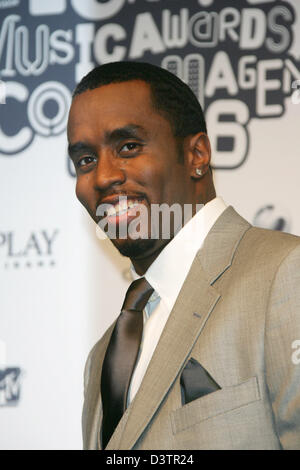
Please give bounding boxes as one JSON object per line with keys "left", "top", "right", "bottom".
{"left": 96, "top": 194, "right": 148, "bottom": 227}
{"left": 99, "top": 194, "right": 145, "bottom": 207}
{"left": 107, "top": 204, "right": 146, "bottom": 227}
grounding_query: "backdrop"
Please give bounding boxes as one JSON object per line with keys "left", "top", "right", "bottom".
{"left": 0, "top": 0, "right": 299, "bottom": 449}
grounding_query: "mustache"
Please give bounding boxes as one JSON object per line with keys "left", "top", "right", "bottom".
{"left": 96, "top": 191, "right": 148, "bottom": 208}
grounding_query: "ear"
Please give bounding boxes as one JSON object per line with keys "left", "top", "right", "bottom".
{"left": 186, "top": 132, "right": 211, "bottom": 179}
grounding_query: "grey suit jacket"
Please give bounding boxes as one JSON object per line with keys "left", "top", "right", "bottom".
{"left": 82, "top": 206, "right": 300, "bottom": 450}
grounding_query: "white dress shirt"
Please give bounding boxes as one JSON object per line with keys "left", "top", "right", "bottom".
{"left": 128, "top": 196, "right": 227, "bottom": 404}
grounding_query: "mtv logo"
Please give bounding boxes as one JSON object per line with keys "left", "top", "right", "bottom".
{"left": 0, "top": 368, "right": 21, "bottom": 406}
{"left": 29, "top": 0, "right": 66, "bottom": 15}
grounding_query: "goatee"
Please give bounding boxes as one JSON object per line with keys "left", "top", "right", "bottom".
{"left": 115, "top": 238, "right": 157, "bottom": 259}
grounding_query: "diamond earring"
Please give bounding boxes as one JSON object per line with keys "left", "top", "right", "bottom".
{"left": 196, "top": 168, "right": 203, "bottom": 176}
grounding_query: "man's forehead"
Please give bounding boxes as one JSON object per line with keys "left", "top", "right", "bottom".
{"left": 68, "top": 80, "right": 154, "bottom": 125}
{"left": 67, "top": 80, "right": 169, "bottom": 143}
{"left": 72, "top": 79, "right": 152, "bottom": 107}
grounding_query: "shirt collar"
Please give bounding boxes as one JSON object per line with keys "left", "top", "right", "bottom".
{"left": 131, "top": 196, "right": 227, "bottom": 312}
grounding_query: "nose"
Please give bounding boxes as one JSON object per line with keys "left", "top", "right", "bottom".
{"left": 94, "top": 150, "right": 125, "bottom": 191}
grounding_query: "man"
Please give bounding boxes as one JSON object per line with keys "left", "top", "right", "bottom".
{"left": 67, "top": 61, "right": 300, "bottom": 450}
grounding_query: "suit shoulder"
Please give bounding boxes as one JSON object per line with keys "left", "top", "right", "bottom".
{"left": 230, "top": 225, "right": 300, "bottom": 279}
{"left": 243, "top": 226, "right": 300, "bottom": 257}
{"left": 248, "top": 225, "right": 300, "bottom": 242}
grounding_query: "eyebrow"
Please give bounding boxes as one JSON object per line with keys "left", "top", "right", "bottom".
{"left": 104, "top": 124, "right": 148, "bottom": 144}
{"left": 68, "top": 124, "right": 148, "bottom": 159}
{"left": 68, "top": 141, "right": 93, "bottom": 158}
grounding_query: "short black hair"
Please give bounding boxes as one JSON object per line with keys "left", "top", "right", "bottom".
{"left": 72, "top": 61, "right": 207, "bottom": 137}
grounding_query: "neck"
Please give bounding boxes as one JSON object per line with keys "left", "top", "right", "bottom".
{"left": 131, "top": 186, "right": 217, "bottom": 276}
{"left": 131, "top": 239, "right": 169, "bottom": 276}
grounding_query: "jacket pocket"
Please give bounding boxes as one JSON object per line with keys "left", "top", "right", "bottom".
{"left": 171, "top": 376, "right": 260, "bottom": 435}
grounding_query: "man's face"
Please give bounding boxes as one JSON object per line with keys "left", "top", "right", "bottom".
{"left": 67, "top": 80, "right": 194, "bottom": 259}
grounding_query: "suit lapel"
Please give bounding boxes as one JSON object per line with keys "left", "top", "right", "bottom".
{"left": 106, "top": 206, "right": 251, "bottom": 449}
{"left": 198, "top": 206, "right": 251, "bottom": 285}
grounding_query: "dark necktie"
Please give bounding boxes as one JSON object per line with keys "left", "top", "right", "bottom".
{"left": 100, "top": 277, "right": 154, "bottom": 449}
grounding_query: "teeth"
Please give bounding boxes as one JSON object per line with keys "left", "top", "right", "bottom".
{"left": 106, "top": 199, "right": 141, "bottom": 217}
{"left": 107, "top": 205, "right": 116, "bottom": 217}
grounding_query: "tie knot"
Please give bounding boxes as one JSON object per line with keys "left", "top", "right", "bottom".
{"left": 121, "top": 277, "right": 154, "bottom": 312}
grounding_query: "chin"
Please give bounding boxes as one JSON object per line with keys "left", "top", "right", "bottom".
{"left": 112, "top": 237, "right": 157, "bottom": 259}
